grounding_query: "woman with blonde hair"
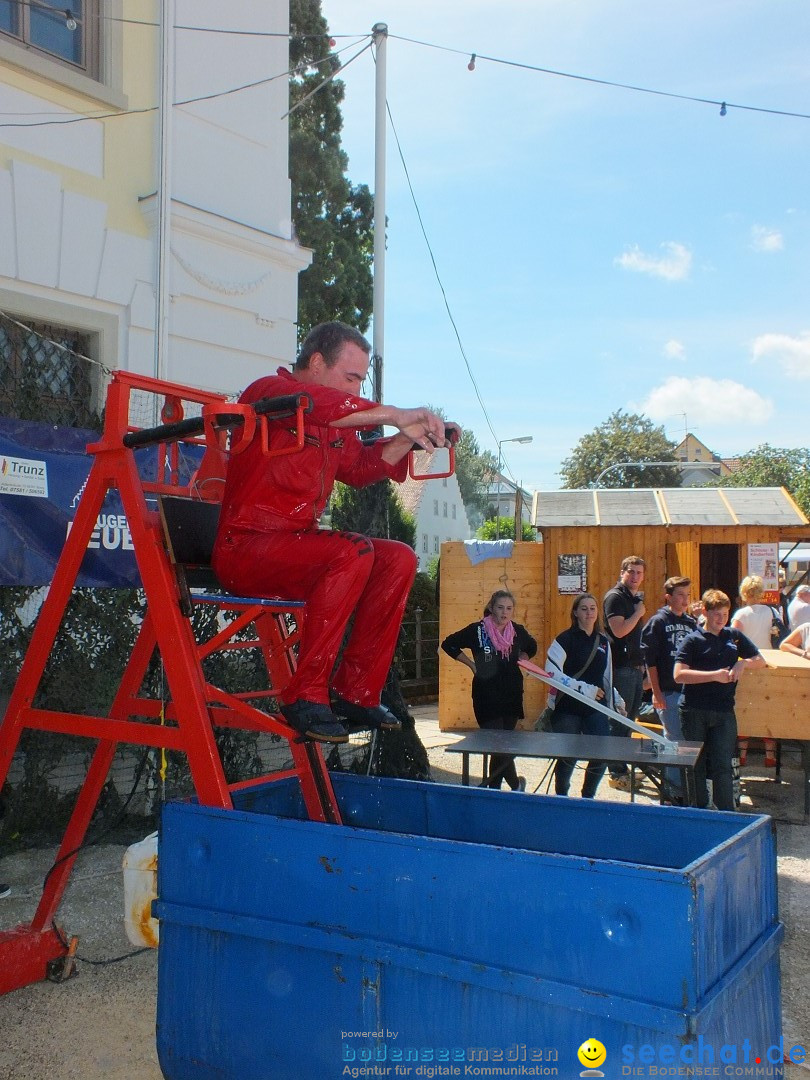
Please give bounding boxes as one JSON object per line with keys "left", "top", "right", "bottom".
{"left": 730, "top": 575, "right": 777, "bottom": 767}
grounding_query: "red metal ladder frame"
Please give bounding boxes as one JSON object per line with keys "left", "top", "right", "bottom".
{"left": 0, "top": 370, "right": 342, "bottom": 994}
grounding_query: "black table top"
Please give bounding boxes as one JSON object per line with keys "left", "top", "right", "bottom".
{"left": 444, "top": 729, "right": 702, "bottom": 768}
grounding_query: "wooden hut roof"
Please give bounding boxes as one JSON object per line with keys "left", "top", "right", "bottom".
{"left": 531, "top": 487, "right": 807, "bottom": 528}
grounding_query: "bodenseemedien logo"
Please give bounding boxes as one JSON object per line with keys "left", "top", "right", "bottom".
{"left": 578, "top": 1038, "right": 606, "bottom": 1077}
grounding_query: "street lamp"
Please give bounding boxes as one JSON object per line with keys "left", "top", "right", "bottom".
{"left": 592, "top": 461, "right": 720, "bottom": 487}
{"left": 496, "top": 436, "right": 533, "bottom": 539}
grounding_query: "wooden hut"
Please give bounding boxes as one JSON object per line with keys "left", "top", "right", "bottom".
{"left": 438, "top": 487, "right": 808, "bottom": 730}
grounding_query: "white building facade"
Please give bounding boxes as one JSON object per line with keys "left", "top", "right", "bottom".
{"left": 0, "top": 1, "right": 309, "bottom": 410}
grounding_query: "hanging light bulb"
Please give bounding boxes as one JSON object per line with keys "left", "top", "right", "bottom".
{"left": 719, "top": 101, "right": 727, "bottom": 117}
{"left": 467, "top": 53, "right": 476, "bottom": 71}
{"left": 64, "top": 8, "right": 77, "bottom": 30}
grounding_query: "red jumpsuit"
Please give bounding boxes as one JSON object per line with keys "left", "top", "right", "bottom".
{"left": 212, "top": 368, "right": 417, "bottom": 708}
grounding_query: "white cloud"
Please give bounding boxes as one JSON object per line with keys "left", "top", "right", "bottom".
{"left": 750, "top": 225, "right": 784, "bottom": 253}
{"left": 752, "top": 331, "right": 810, "bottom": 379}
{"left": 614, "top": 242, "right": 692, "bottom": 281}
{"left": 663, "top": 339, "right": 685, "bottom": 360}
{"left": 638, "top": 376, "right": 774, "bottom": 427}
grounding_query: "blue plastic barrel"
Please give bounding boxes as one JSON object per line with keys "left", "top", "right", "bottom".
{"left": 154, "top": 775, "right": 784, "bottom": 1080}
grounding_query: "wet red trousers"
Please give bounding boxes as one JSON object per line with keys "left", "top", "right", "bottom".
{"left": 213, "top": 528, "right": 418, "bottom": 707}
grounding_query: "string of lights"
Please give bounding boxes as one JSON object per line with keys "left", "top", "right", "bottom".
{"left": 388, "top": 32, "right": 810, "bottom": 122}
{"left": 0, "top": 10, "right": 806, "bottom": 124}
{"left": 358, "top": 31, "right": 810, "bottom": 473}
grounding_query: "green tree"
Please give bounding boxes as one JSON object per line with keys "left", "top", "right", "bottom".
{"left": 559, "top": 410, "right": 682, "bottom": 488}
{"left": 455, "top": 430, "right": 498, "bottom": 524}
{"left": 476, "top": 517, "right": 536, "bottom": 541}
{"left": 289, "top": 0, "right": 374, "bottom": 338}
{"left": 719, "top": 444, "right": 810, "bottom": 517}
{"left": 330, "top": 481, "right": 416, "bottom": 547}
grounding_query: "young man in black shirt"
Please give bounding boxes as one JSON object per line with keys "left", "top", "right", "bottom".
{"left": 603, "top": 555, "right": 646, "bottom": 790}
{"left": 673, "top": 589, "right": 765, "bottom": 810}
{"left": 641, "top": 576, "right": 698, "bottom": 800}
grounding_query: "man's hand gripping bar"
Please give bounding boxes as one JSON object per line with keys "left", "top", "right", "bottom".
{"left": 408, "top": 426, "right": 460, "bottom": 480}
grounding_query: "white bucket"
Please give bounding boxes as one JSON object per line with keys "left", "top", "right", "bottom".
{"left": 122, "top": 831, "right": 159, "bottom": 948}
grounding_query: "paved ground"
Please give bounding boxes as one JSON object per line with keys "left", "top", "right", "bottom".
{"left": 0, "top": 705, "right": 808, "bottom": 1079}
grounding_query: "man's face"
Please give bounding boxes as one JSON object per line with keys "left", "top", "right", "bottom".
{"left": 705, "top": 605, "right": 730, "bottom": 634}
{"left": 309, "top": 342, "right": 370, "bottom": 394}
{"left": 620, "top": 562, "right": 644, "bottom": 591}
{"left": 668, "top": 585, "right": 690, "bottom": 615}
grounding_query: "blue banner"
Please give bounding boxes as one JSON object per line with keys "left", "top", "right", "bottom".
{"left": 0, "top": 418, "right": 199, "bottom": 588}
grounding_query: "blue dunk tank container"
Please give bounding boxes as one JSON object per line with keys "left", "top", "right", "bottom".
{"left": 154, "top": 774, "right": 784, "bottom": 1080}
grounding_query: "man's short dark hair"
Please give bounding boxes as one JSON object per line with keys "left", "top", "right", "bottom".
{"left": 664, "top": 576, "right": 690, "bottom": 595}
{"left": 295, "top": 322, "right": 371, "bottom": 370}
{"left": 620, "top": 555, "right": 646, "bottom": 572}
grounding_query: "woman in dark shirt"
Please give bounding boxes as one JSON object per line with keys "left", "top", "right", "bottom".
{"left": 441, "top": 589, "right": 537, "bottom": 791}
{"left": 546, "top": 593, "right": 621, "bottom": 798}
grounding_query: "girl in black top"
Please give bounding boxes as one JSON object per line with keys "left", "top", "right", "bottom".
{"left": 441, "top": 589, "right": 537, "bottom": 790}
{"left": 546, "top": 593, "right": 621, "bottom": 798}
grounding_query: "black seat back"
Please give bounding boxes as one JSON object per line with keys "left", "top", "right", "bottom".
{"left": 158, "top": 495, "right": 223, "bottom": 612}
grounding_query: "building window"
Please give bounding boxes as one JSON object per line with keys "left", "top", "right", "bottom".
{"left": 0, "top": 312, "right": 101, "bottom": 428}
{"left": 452, "top": 505, "right": 456, "bottom": 519}
{"left": 443, "top": 502, "right": 448, "bottom": 517}
{"left": 433, "top": 499, "right": 439, "bottom": 515}
{"left": 0, "top": 0, "right": 100, "bottom": 76}
{"left": 442, "top": 477, "right": 447, "bottom": 487}
{"left": 422, "top": 533, "right": 428, "bottom": 553}
{"left": 433, "top": 535, "right": 439, "bottom": 553}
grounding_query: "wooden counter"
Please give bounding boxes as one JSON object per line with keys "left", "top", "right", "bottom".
{"left": 735, "top": 649, "right": 810, "bottom": 740}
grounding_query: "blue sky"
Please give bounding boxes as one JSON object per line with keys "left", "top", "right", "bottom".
{"left": 320, "top": 0, "right": 810, "bottom": 493}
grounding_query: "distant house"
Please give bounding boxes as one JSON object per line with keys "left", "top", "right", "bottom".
{"left": 483, "top": 470, "right": 532, "bottom": 528}
{"left": 397, "top": 451, "right": 471, "bottom": 571}
{"left": 675, "top": 434, "right": 733, "bottom": 486}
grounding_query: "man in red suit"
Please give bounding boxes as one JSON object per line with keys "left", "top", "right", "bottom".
{"left": 213, "top": 321, "right": 456, "bottom": 743}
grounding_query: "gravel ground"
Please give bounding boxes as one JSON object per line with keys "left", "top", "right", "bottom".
{"left": 0, "top": 707, "right": 807, "bottom": 1080}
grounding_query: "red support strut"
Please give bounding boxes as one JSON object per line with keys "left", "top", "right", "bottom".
{"left": 0, "top": 371, "right": 341, "bottom": 994}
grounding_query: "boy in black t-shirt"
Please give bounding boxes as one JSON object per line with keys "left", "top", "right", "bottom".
{"left": 673, "top": 589, "right": 765, "bottom": 810}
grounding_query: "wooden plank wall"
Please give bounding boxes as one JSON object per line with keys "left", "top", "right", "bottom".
{"left": 438, "top": 542, "right": 544, "bottom": 730}
{"left": 540, "top": 524, "right": 785, "bottom": 663}
{"left": 541, "top": 525, "right": 667, "bottom": 670}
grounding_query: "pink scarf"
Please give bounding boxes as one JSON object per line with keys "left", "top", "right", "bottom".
{"left": 482, "top": 615, "right": 515, "bottom": 658}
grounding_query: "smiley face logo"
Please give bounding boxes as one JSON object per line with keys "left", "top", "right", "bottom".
{"left": 577, "top": 1038, "right": 607, "bottom": 1073}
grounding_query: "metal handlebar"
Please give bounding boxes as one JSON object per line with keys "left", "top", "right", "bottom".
{"left": 122, "top": 393, "right": 312, "bottom": 449}
{"left": 408, "top": 427, "right": 459, "bottom": 480}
